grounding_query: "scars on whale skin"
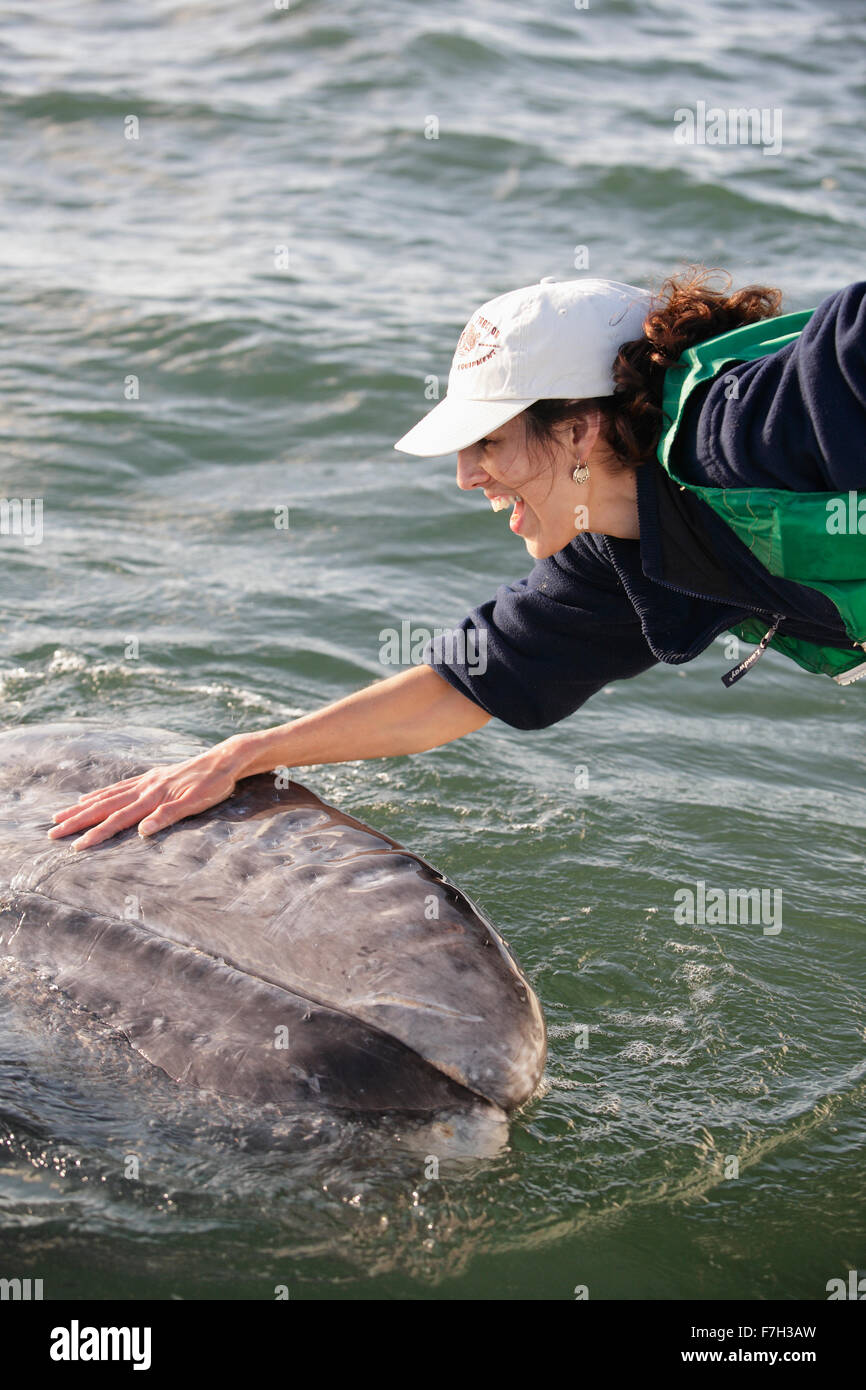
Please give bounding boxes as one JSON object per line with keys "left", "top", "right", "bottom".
{"left": 0, "top": 724, "right": 547, "bottom": 1118}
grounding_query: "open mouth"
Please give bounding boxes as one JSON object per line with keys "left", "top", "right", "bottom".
{"left": 488, "top": 493, "right": 519, "bottom": 512}
{"left": 487, "top": 493, "right": 525, "bottom": 533}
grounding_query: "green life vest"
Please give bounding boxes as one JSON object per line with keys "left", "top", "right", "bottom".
{"left": 656, "top": 310, "right": 866, "bottom": 686}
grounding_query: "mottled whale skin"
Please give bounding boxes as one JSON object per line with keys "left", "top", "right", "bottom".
{"left": 0, "top": 724, "right": 546, "bottom": 1117}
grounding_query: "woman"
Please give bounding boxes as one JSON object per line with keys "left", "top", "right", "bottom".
{"left": 49, "top": 267, "right": 866, "bottom": 849}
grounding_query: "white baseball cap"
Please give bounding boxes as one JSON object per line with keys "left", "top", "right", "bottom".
{"left": 394, "top": 275, "right": 654, "bottom": 457}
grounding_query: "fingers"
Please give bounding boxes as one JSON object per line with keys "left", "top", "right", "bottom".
{"left": 68, "top": 788, "right": 213, "bottom": 849}
{"left": 51, "top": 775, "right": 148, "bottom": 824}
{"left": 44, "top": 762, "right": 234, "bottom": 850}
{"left": 50, "top": 806, "right": 89, "bottom": 826}
{"left": 67, "top": 775, "right": 146, "bottom": 808}
{"left": 139, "top": 788, "right": 215, "bottom": 837}
{"left": 138, "top": 807, "right": 181, "bottom": 837}
{"left": 69, "top": 799, "right": 159, "bottom": 851}
{"left": 48, "top": 789, "right": 145, "bottom": 838}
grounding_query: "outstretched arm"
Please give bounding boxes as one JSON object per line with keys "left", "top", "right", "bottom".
{"left": 48, "top": 665, "right": 490, "bottom": 850}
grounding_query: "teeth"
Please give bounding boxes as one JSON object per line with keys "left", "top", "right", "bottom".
{"left": 489, "top": 494, "right": 521, "bottom": 512}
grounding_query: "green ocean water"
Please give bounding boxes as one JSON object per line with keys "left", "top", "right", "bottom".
{"left": 0, "top": 0, "right": 864, "bottom": 1300}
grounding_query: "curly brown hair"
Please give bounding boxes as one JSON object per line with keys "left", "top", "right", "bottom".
{"left": 524, "top": 264, "right": 783, "bottom": 469}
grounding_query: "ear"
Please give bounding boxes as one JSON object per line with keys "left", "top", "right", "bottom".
{"left": 566, "top": 407, "right": 602, "bottom": 459}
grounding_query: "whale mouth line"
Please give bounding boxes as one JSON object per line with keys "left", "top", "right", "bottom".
{"left": 344, "top": 994, "right": 486, "bottom": 1023}
{"left": 3, "top": 885, "right": 503, "bottom": 1110}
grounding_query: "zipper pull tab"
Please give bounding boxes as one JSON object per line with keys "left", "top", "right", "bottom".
{"left": 722, "top": 615, "right": 783, "bottom": 688}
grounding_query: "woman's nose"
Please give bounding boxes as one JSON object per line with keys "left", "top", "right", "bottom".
{"left": 456, "top": 448, "right": 488, "bottom": 491}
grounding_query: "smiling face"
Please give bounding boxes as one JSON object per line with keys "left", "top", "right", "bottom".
{"left": 456, "top": 411, "right": 588, "bottom": 559}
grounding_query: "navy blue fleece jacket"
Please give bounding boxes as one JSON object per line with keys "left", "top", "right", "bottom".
{"left": 424, "top": 281, "right": 866, "bottom": 729}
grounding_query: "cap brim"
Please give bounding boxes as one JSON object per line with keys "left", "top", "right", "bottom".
{"left": 393, "top": 396, "right": 536, "bottom": 457}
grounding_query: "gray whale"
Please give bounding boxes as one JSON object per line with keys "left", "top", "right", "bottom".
{"left": 0, "top": 724, "right": 546, "bottom": 1118}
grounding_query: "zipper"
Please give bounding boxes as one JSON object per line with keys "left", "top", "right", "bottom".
{"left": 601, "top": 535, "right": 784, "bottom": 687}
{"left": 720, "top": 615, "right": 784, "bottom": 687}
{"left": 651, "top": 564, "right": 863, "bottom": 688}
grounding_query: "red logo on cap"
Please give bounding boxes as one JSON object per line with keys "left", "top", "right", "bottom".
{"left": 455, "top": 313, "right": 501, "bottom": 370}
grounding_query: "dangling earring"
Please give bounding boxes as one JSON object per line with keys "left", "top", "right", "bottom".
{"left": 572, "top": 459, "right": 590, "bottom": 485}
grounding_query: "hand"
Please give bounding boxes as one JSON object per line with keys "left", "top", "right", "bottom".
{"left": 48, "top": 746, "right": 243, "bottom": 850}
